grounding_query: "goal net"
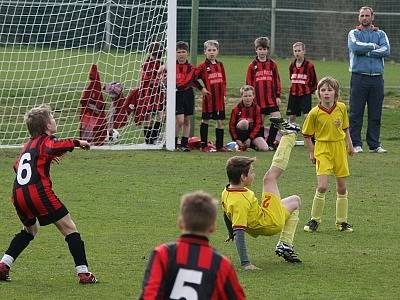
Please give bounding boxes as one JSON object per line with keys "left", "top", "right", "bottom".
{"left": 0, "top": 0, "right": 176, "bottom": 150}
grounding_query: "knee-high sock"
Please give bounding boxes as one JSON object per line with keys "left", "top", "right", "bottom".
{"left": 150, "top": 121, "right": 161, "bottom": 143}
{"left": 144, "top": 126, "right": 152, "bottom": 144}
{"left": 271, "top": 134, "right": 296, "bottom": 171}
{"left": 266, "top": 124, "right": 278, "bottom": 147}
{"left": 279, "top": 209, "right": 299, "bottom": 246}
{"left": 181, "top": 136, "right": 189, "bottom": 148}
{"left": 311, "top": 190, "right": 326, "bottom": 223}
{"left": 65, "top": 232, "right": 88, "bottom": 268}
{"left": 3, "top": 230, "right": 34, "bottom": 265}
{"left": 200, "top": 123, "right": 208, "bottom": 147}
{"left": 336, "top": 192, "right": 349, "bottom": 224}
{"left": 215, "top": 128, "right": 224, "bottom": 149}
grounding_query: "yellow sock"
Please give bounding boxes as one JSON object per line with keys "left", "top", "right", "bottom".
{"left": 311, "top": 190, "right": 325, "bottom": 223}
{"left": 279, "top": 209, "right": 299, "bottom": 246}
{"left": 336, "top": 192, "right": 348, "bottom": 224}
{"left": 271, "top": 134, "right": 296, "bottom": 171}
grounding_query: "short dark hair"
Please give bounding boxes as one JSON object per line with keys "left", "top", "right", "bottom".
{"left": 254, "top": 36, "right": 270, "bottom": 49}
{"left": 180, "top": 191, "right": 217, "bottom": 232}
{"left": 176, "top": 41, "right": 189, "bottom": 52}
{"left": 25, "top": 104, "right": 52, "bottom": 138}
{"left": 226, "top": 156, "right": 256, "bottom": 185}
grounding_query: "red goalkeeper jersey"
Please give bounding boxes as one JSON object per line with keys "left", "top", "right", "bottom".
{"left": 176, "top": 60, "right": 201, "bottom": 91}
{"left": 12, "top": 134, "right": 79, "bottom": 220}
{"left": 289, "top": 59, "right": 317, "bottom": 96}
{"left": 246, "top": 58, "right": 281, "bottom": 109}
{"left": 229, "top": 101, "right": 262, "bottom": 140}
{"left": 140, "top": 234, "right": 245, "bottom": 300}
{"left": 196, "top": 59, "right": 226, "bottom": 113}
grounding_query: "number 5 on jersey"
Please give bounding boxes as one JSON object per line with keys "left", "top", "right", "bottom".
{"left": 170, "top": 268, "right": 203, "bottom": 300}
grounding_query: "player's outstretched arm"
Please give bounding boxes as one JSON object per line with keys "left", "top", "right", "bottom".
{"left": 75, "top": 140, "right": 90, "bottom": 150}
{"left": 223, "top": 213, "right": 234, "bottom": 242}
{"left": 234, "top": 229, "right": 260, "bottom": 270}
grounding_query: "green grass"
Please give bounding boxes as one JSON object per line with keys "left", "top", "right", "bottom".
{"left": 1, "top": 107, "right": 399, "bottom": 299}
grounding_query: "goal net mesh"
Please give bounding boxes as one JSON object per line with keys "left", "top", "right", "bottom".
{"left": 0, "top": 0, "right": 168, "bottom": 149}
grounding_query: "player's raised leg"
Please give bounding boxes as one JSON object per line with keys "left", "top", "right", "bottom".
{"left": 263, "top": 129, "right": 301, "bottom": 263}
{"left": 55, "top": 214, "right": 97, "bottom": 284}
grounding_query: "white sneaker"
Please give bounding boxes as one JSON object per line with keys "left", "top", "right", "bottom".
{"left": 369, "top": 146, "right": 387, "bottom": 153}
{"left": 354, "top": 146, "right": 363, "bottom": 153}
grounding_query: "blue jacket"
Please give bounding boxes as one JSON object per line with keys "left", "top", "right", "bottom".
{"left": 348, "top": 26, "right": 390, "bottom": 75}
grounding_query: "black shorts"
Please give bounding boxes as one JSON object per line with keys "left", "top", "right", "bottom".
{"left": 237, "top": 128, "right": 264, "bottom": 142}
{"left": 260, "top": 106, "right": 280, "bottom": 115}
{"left": 286, "top": 94, "right": 312, "bottom": 116}
{"left": 21, "top": 205, "right": 69, "bottom": 227}
{"left": 202, "top": 111, "right": 225, "bottom": 120}
{"left": 176, "top": 89, "right": 194, "bottom": 116}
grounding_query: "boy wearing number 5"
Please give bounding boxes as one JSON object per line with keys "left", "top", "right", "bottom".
{"left": 0, "top": 105, "right": 97, "bottom": 284}
{"left": 222, "top": 120, "right": 302, "bottom": 270}
{"left": 140, "top": 191, "right": 245, "bottom": 300}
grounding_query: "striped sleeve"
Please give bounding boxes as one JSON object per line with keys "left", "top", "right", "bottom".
{"left": 140, "top": 244, "right": 170, "bottom": 300}
{"left": 214, "top": 257, "right": 246, "bottom": 300}
{"left": 245, "top": 63, "right": 253, "bottom": 86}
{"left": 229, "top": 106, "right": 240, "bottom": 140}
{"left": 272, "top": 61, "right": 281, "bottom": 98}
{"left": 44, "top": 136, "right": 76, "bottom": 157}
{"left": 308, "top": 63, "right": 317, "bottom": 93}
{"left": 249, "top": 105, "right": 262, "bottom": 140}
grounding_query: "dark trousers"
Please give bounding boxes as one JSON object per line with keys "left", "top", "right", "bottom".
{"left": 349, "top": 73, "right": 384, "bottom": 150}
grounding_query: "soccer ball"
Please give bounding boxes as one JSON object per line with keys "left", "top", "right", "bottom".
{"left": 107, "top": 129, "right": 120, "bottom": 143}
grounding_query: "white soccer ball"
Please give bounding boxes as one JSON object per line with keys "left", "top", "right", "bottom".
{"left": 107, "top": 129, "right": 120, "bottom": 143}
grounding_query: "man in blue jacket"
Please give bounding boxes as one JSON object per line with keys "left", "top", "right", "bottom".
{"left": 348, "top": 6, "right": 390, "bottom": 153}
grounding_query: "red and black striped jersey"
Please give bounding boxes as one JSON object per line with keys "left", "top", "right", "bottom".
{"left": 140, "top": 234, "right": 246, "bottom": 300}
{"left": 196, "top": 59, "right": 227, "bottom": 113}
{"left": 246, "top": 58, "right": 281, "bottom": 109}
{"left": 12, "top": 134, "right": 79, "bottom": 217}
{"left": 176, "top": 60, "right": 202, "bottom": 91}
{"left": 289, "top": 59, "right": 317, "bottom": 96}
{"left": 229, "top": 101, "right": 262, "bottom": 140}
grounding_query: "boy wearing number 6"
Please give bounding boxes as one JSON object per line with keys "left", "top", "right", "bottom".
{"left": 140, "top": 191, "right": 245, "bottom": 300}
{"left": 0, "top": 105, "right": 97, "bottom": 284}
{"left": 222, "top": 120, "right": 302, "bottom": 270}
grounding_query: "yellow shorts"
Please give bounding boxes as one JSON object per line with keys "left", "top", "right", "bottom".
{"left": 246, "top": 192, "right": 290, "bottom": 237}
{"left": 315, "top": 140, "right": 349, "bottom": 177}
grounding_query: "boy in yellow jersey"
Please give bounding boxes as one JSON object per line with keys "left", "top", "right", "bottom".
{"left": 222, "top": 121, "right": 302, "bottom": 269}
{"left": 302, "top": 76, "right": 355, "bottom": 233}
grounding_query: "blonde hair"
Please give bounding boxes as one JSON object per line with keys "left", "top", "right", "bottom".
{"left": 292, "top": 41, "right": 305, "bottom": 50}
{"left": 25, "top": 104, "right": 52, "bottom": 138}
{"left": 180, "top": 191, "right": 217, "bottom": 232}
{"left": 239, "top": 85, "right": 254, "bottom": 96}
{"left": 254, "top": 37, "right": 270, "bottom": 49}
{"left": 204, "top": 40, "right": 219, "bottom": 51}
{"left": 316, "top": 76, "right": 340, "bottom": 101}
{"left": 226, "top": 156, "right": 256, "bottom": 185}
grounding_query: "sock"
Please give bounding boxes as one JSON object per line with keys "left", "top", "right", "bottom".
{"left": 237, "top": 129, "right": 248, "bottom": 142}
{"left": 279, "top": 209, "right": 299, "bottom": 246}
{"left": 150, "top": 121, "right": 161, "bottom": 144}
{"left": 200, "top": 123, "right": 208, "bottom": 147}
{"left": 175, "top": 137, "right": 179, "bottom": 148}
{"left": 76, "top": 265, "right": 89, "bottom": 274}
{"left": 1, "top": 254, "right": 15, "bottom": 268}
{"left": 215, "top": 128, "right": 224, "bottom": 149}
{"left": 181, "top": 136, "right": 188, "bottom": 148}
{"left": 144, "top": 126, "right": 152, "bottom": 144}
{"left": 271, "top": 134, "right": 296, "bottom": 170}
{"left": 259, "top": 126, "right": 265, "bottom": 139}
{"left": 4, "top": 230, "right": 34, "bottom": 264}
{"left": 336, "top": 192, "right": 349, "bottom": 224}
{"left": 266, "top": 124, "right": 278, "bottom": 147}
{"left": 65, "top": 232, "right": 88, "bottom": 268}
{"left": 311, "top": 190, "right": 326, "bottom": 223}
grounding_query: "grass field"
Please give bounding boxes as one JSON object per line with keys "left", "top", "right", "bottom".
{"left": 1, "top": 48, "right": 400, "bottom": 298}
{"left": 1, "top": 106, "right": 399, "bottom": 299}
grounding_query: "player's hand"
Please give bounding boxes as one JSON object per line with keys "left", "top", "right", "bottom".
{"left": 348, "top": 145, "right": 355, "bottom": 156}
{"left": 78, "top": 140, "right": 90, "bottom": 150}
{"left": 52, "top": 156, "right": 63, "bottom": 165}
{"left": 201, "top": 88, "right": 211, "bottom": 96}
{"left": 225, "top": 235, "right": 234, "bottom": 242}
{"left": 309, "top": 153, "right": 316, "bottom": 164}
{"left": 245, "top": 139, "right": 251, "bottom": 148}
{"left": 276, "top": 97, "right": 281, "bottom": 106}
{"left": 242, "top": 264, "right": 261, "bottom": 271}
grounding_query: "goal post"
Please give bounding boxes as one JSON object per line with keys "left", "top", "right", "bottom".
{"left": 0, "top": 0, "right": 176, "bottom": 150}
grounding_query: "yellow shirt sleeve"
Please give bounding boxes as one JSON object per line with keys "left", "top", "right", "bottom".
{"left": 302, "top": 108, "right": 316, "bottom": 137}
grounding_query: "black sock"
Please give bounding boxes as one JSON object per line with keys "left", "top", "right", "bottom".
{"left": 216, "top": 128, "right": 224, "bottom": 149}
{"left": 144, "top": 126, "right": 151, "bottom": 144}
{"left": 266, "top": 125, "right": 278, "bottom": 147}
{"left": 175, "top": 137, "right": 179, "bottom": 148}
{"left": 181, "top": 136, "right": 189, "bottom": 148}
{"left": 259, "top": 126, "right": 265, "bottom": 139}
{"left": 150, "top": 121, "right": 161, "bottom": 144}
{"left": 5, "top": 230, "right": 34, "bottom": 261}
{"left": 200, "top": 123, "right": 208, "bottom": 147}
{"left": 65, "top": 232, "right": 88, "bottom": 267}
